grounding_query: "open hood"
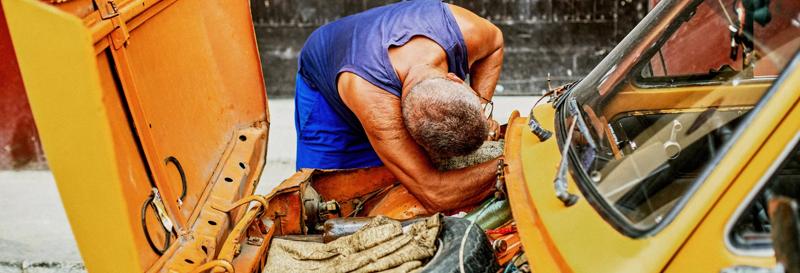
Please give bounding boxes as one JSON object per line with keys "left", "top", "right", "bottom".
{"left": 2, "top": 0, "right": 269, "bottom": 272}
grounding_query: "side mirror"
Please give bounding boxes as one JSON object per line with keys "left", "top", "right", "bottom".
{"left": 768, "top": 196, "right": 800, "bottom": 273}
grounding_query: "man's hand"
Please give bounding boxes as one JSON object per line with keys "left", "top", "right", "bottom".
{"left": 487, "top": 119, "right": 500, "bottom": 141}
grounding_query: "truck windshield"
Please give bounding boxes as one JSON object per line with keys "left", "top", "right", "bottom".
{"left": 561, "top": 0, "right": 800, "bottom": 234}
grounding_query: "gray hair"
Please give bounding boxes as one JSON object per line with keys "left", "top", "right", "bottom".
{"left": 402, "top": 77, "right": 488, "bottom": 158}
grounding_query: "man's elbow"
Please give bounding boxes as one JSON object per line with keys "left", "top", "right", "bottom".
{"left": 412, "top": 184, "right": 457, "bottom": 213}
{"left": 491, "top": 24, "right": 504, "bottom": 51}
{"left": 417, "top": 197, "right": 449, "bottom": 213}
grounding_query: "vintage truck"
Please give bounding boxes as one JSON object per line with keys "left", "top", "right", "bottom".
{"left": 2, "top": 0, "right": 799, "bottom": 272}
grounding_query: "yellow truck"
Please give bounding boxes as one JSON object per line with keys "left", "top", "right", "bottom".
{"left": 3, "top": 0, "right": 800, "bottom": 272}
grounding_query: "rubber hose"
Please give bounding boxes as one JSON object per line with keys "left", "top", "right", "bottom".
{"left": 141, "top": 194, "right": 171, "bottom": 255}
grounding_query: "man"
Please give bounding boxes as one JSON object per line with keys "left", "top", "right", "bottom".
{"left": 295, "top": 0, "right": 504, "bottom": 212}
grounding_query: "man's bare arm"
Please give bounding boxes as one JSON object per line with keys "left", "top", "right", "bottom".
{"left": 448, "top": 4, "right": 504, "bottom": 100}
{"left": 470, "top": 44, "right": 503, "bottom": 100}
{"left": 338, "top": 74, "right": 497, "bottom": 212}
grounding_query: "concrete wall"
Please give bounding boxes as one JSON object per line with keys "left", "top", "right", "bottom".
{"left": 252, "top": 0, "right": 649, "bottom": 97}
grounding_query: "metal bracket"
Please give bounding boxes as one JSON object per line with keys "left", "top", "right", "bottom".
{"left": 94, "top": 0, "right": 129, "bottom": 49}
{"left": 494, "top": 158, "right": 508, "bottom": 200}
{"left": 151, "top": 188, "right": 175, "bottom": 232}
{"left": 94, "top": 0, "right": 120, "bottom": 20}
{"left": 154, "top": 128, "right": 269, "bottom": 273}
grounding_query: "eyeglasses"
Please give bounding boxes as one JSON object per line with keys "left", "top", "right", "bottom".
{"left": 469, "top": 88, "right": 494, "bottom": 120}
{"left": 442, "top": 75, "right": 494, "bottom": 120}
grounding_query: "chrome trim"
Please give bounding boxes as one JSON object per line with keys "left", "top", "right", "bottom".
{"left": 723, "top": 131, "right": 800, "bottom": 257}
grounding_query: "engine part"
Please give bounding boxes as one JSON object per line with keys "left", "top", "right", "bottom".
{"left": 492, "top": 239, "right": 508, "bottom": 253}
{"left": 300, "top": 184, "right": 342, "bottom": 232}
{"left": 463, "top": 198, "right": 512, "bottom": 230}
{"left": 322, "top": 217, "right": 428, "bottom": 243}
{"left": 322, "top": 217, "right": 373, "bottom": 243}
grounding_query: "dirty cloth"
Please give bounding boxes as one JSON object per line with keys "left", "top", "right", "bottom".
{"left": 264, "top": 215, "right": 441, "bottom": 273}
{"left": 432, "top": 140, "right": 504, "bottom": 171}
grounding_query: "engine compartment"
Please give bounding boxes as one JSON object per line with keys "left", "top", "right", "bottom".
{"left": 259, "top": 166, "right": 522, "bottom": 273}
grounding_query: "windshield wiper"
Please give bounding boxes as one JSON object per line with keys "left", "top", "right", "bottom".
{"left": 529, "top": 78, "right": 582, "bottom": 142}
{"left": 554, "top": 111, "right": 580, "bottom": 207}
{"left": 568, "top": 98, "right": 598, "bottom": 151}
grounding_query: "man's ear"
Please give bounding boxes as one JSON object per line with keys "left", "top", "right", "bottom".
{"left": 445, "top": 72, "right": 465, "bottom": 84}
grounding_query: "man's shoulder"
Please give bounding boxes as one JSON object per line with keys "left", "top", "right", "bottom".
{"left": 445, "top": 4, "right": 503, "bottom": 61}
{"left": 337, "top": 72, "right": 397, "bottom": 99}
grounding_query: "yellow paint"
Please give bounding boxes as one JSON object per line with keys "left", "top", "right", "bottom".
{"left": 507, "top": 104, "right": 692, "bottom": 273}
{"left": 5, "top": 0, "right": 271, "bottom": 271}
{"left": 504, "top": 61, "right": 800, "bottom": 272}
{"left": 503, "top": 113, "right": 567, "bottom": 272}
{"left": 2, "top": 0, "right": 143, "bottom": 272}
{"left": 6, "top": 0, "right": 796, "bottom": 271}
{"left": 665, "top": 65, "right": 800, "bottom": 272}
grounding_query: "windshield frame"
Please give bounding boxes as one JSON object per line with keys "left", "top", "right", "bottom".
{"left": 557, "top": 0, "right": 800, "bottom": 237}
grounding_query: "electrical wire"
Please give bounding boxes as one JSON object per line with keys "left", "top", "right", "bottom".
{"left": 347, "top": 185, "right": 394, "bottom": 217}
{"left": 141, "top": 194, "right": 172, "bottom": 255}
{"left": 503, "top": 262, "right": 518, "bottom": 273}
{"left": 137, "top": 156, "right": 184, "bottom": 256}
{"left": 164, "top": 156, "right": 187, "bottom": 204}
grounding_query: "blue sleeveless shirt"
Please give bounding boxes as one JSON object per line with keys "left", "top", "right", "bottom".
{"left": 295, "top": 0, "right": 469, "bottom": 170}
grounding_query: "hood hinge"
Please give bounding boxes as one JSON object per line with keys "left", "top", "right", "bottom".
{"left": 94, "top": 0, "right": 129, "bottom": 49}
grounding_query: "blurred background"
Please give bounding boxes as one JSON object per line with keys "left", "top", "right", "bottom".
{"left": 0, "top": 0, "right": 648, "bottom": 271}
{"left": 252, "top": 0, "right": 649, "bottom": 97}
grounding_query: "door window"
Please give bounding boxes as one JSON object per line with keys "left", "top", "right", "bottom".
{"left": 728, "top": 135, "right": 800, "bottom": 252}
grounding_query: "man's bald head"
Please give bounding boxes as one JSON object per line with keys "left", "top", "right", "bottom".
{"left": 402, "top": 77, "right": 488, "bottom": 159}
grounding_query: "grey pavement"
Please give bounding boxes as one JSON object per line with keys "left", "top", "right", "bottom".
{"left": 0, "top": 171, "right": 85, "bottom": 273}
{"left": 0, "top": 97, "right": 538, "bottom": 272}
